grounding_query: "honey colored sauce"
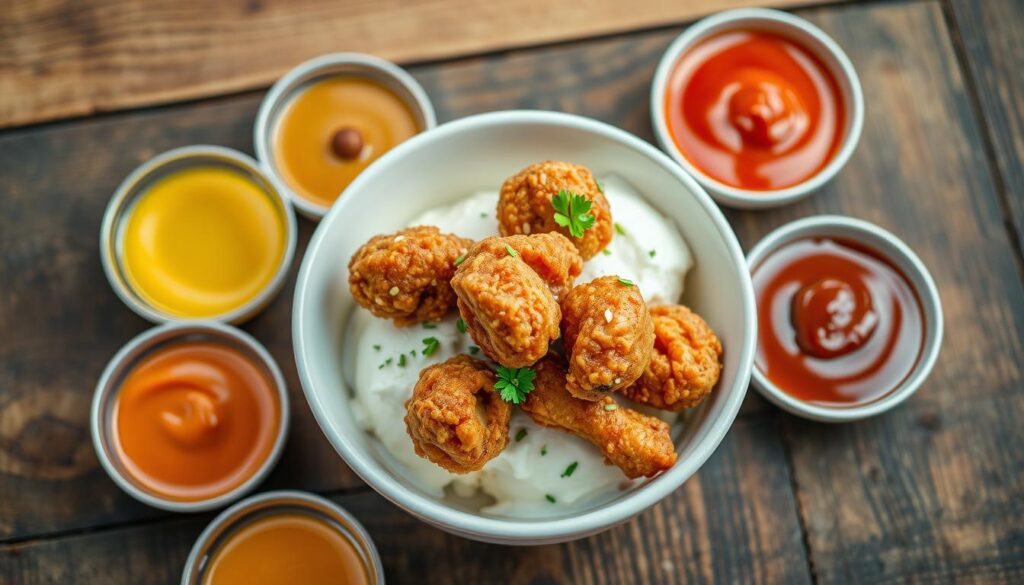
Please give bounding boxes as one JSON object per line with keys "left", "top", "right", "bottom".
{"left": 202, "top": 513, "right": 369, "bottom": 585}
{"left": 753, "top": 238, "right": 925, "bottom": 406}
{"left": 113, "top": 342, "right": 280, "bottom": 501}
{"left": 665, "top": 30, "right": 845, "bottom": 191}
{"left": 273, "top": 77, "right": 420, "bottom": 207}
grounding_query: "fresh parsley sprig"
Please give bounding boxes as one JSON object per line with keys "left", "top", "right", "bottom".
{"left": 495, "top": 366, "right": 536, "bottom": 404}
{"left": 551, "top": 190, "right": 597, "bottom": 238}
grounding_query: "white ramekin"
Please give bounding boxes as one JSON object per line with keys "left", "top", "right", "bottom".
{"left": 292, "top": 110, "right": 757, "bottom": 544}
{"left": 254, "top": 53, "right": 437, "bottom": 220}
{"left": 181, "top": 490, "right": 384, "bottom": 584}
{"left": 746, "top": 215, "right": 943, "bottom": 422}
{"left": 650, "top": 8, "right": 865, "bottom": 209}
{"left": 91, "top": 321, "right": 290, "bottom": 512}
{"left": 100, "top": 145, "right": 298, "bottom": 325}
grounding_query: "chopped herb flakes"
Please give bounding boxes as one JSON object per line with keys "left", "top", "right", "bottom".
{"left": 596, "top": 178, "right": 605, "bottom": 193}
{"left": 545, "top": 494, "right": 557, "bottom": 504}
{"left": 649, "top": 249, "right": 656, "bottom": 258}
{"left": 469, "top": 346, "right": 480, "bottom": 355}
{"left": 495, "top": 366, "right": 536, "bottom": 404}
{"left": 456, "top": 318, "right": 468, "bottom": 334}
{"left": 505, "top": 244, "right": 518, "bottom": 257}
{"left": 454, "top": 254, "right": 466, "bottom": 266}
{"left": 422, "top": 322, "right": 437, "bottom": 329}
{"left": 398, "top": 354, "right": 407, "bottom": 367}
{"left": 480, "top": 212, "right": 488, "bottom": 218}
{"left": 515, "top": 429, "right": 528, "bottom": 442}
{"left": 541, "top": 445, "right": 548, "bottom": 456}
{"left": 604, "top": 403, "right": 618, "bottom": 411}
{"left": 617, "top": 277, "right": 635, "bottom": 287}
{"left": 614, "top": 222, "right": 626, "bottom": 236}
{"left": 373, "top": 344, "right": 381, "bottom": 351}
{"left": 561, "top": 462, "right": 579, "bottom": 478}
{"left": 601, "top": 248, "right": 612, "bottom": 256}
{"left": 422, "top": 337, "right": 440, "bottom": 356}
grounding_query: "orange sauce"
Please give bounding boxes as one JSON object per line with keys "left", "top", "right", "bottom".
{"left": 113, "top": 342, "right": 280, "bottom": 501}
{"left": 202, "top": 512, "right": 369, "bottom": 585}
{"left": 665, "top": 30, "right": 845, "bottom": 191}
{"left": 273, "top": 77, "right": 420, "bottom": 208}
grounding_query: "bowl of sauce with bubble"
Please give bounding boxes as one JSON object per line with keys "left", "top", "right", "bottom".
{"left": 651, "top": 8, "right": 864, "bottom": 208}
{"left": 747, "top": 216, "right": 943, "bottom": 422}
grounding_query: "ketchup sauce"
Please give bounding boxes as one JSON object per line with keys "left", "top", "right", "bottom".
{"left": 665, "top": 30, "right": 845, "bottom": 191}
{"left": 752, "top": 238, "right": 925, "bottom": 406}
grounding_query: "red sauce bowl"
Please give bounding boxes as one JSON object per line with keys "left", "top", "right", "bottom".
{"left": 651, "top": 9, "right": 864, "bottom": 209}
{"left": 746, "top": 216, "right": 943, "bottom": 422}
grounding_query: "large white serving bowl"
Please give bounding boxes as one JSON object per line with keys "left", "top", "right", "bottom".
{"left": 293, "top": 110, "right": 756, "bottom": 545}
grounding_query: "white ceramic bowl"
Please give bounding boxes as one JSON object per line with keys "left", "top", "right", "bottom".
{"left": 746, "top": 215, "right": 943, "bottom": 422}
{"left": 650, "top": 8, "right": 865, "bottom": 209}
{"left": 91, "top": 321, "right": 290, "bottom": 512}
{"left": 293, "top": 110, "right": 756, "bottom": 544}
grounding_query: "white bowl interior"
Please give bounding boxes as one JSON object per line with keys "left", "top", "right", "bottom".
{"left": 293, "top": 111, "right": 755, "bottom": 543}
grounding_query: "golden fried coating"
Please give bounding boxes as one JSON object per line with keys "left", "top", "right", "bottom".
{"left": 620, "top": 305, "right": 723, "bottom": 411}
{"left": 404, "top": 356, "right": 511, "bottom": 473}
{"left": 561, "top": 276, "right": 655, "bottom": 401}
{"left": 521, "top": 358, "right": 677, "bottom": 479}
{"left": 348, "top": 226, "right": 472, "bottom": 326}
{"left": 451, "top": 234, "right": 581, "bottom": 368}
{"left": 497, "top": 161, "right": 613, "bottom": 260}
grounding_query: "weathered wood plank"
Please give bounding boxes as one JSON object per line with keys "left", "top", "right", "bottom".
{"left": 0, "top": 0, "right": 829, "bottom": 129}
{"left": 723, "top": 2, "right": 1024, "bottom": 582}
{"left": 946, "top": 0, "right": 1024, "bottom": 267}
{"left": 1, "top": 416, "right": 812, "bottom": 585}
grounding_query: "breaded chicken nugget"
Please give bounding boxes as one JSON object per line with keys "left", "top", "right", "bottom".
{"left": 498, "top": 161, "right": 613, "bottom": 260}
{"left": 452, "top": 234, "right": 581, "bottom": 368}
{"left": 620, "top": 305, "right": 723, "bottom": 411}
{"left": 521, "top": 358, "right": 677, "bottom": 479}
{"left": 561, "top": 276, "right": 655, "bottom": 401}
{"left": 348, "top": 226, "right": 472, "bottom": 326}
{"left": 404, "top": 355, "right": 511, "bottom": 473}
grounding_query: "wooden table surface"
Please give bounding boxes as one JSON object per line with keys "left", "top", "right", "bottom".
{"left": 2, "top": 0, "right": 1023, "bottom": 583}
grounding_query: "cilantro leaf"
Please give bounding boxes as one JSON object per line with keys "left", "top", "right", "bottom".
{"left": 551, "top": 190, "right": 597, "bottom": 238}
{"left": 495, "top": 366, "right": 536, "bottom": 404}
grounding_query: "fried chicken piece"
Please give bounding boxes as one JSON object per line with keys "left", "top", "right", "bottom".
{"left": 451, "top": 234, "right": 581, "bottom": 368}
{"left": 522, "top": 358, "right": 677, "bottom": 479}
{"left": 560, "top": 276, "right": 655, "bottom": 401}
{"left": 348, "top": 226, "right": 472, "bottom": 326}
{"left": 620, "top": 305, "right": 723, "bottom": 411}
{"left": 498, "top": 161, "right": 613, "bottom": 260}
{"left": 404, "top": 356, "right": 511, "bottom": 473}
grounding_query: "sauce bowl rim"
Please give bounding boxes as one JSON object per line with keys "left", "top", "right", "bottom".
{"left": 745, "top": 214, "right": 944, "bottom": 422}
{"left": 649, "top": 8, "right": 866, "bottom": 209}
{"left": 90, "top": 320, "right": 291, "bottom": 512}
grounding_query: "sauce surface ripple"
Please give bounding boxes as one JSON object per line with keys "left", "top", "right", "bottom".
{"left": 753, "top": 238, "right": 925, "bottom": 406}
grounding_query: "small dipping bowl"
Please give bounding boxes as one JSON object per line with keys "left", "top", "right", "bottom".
{"left": 101, "top": 145, "right": 297, "bottom": 324}
{"left": 746, "top": 215, "right": 942, "bottom": 422}
{"left": 181, "top": 490, "right": 383, "bottom": 585}
{"left": 255, "top": 53, "right": 436, "bottom": 219}
{"left": 651, "top": 9, "right": 864, "bottom": 209}
{"left": 91, "top": 321, "right": 290, "bottom": 512}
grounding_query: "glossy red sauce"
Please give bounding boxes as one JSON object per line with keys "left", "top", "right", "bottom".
{"left": 665, "top": 30, "right": 845, "bottom": 191}
{"left": 753, "top": 238, "right": 925, "bottom": 406}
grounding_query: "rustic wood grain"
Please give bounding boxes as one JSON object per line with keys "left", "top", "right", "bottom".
{"left": 1, "top": 415, "right": 812, "bottom": 585}
{"left": 0, "top": 0, "right": 830, "bottom": 129}
{"left": 946, "top": 0, "right": 1024, "bottom": 268}
{"left": 723, "top": 3, "right": 1024, "bottom": 583}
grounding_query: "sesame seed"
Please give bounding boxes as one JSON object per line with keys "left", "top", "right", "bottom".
{"left": 614, "top": 377, "right": 622, "bottom": 385}
{"left": 394, "top": 235, "right": 405, "bottom": 242}
{"left": 522, "top": 222, "right": 531, "bottom": 234}
{"left": 540, "top": 173, "right": 548, "bottom": 185}
{"left": 604, "top": 309, "right": 613, "bottom": 323}
{"left": 374, "top": 297, "right": 385, "bottom": 305}
{"left": 389, "top": 286, "right": 400, "bottom": 296}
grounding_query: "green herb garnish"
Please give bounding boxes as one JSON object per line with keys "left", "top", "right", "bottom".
{"left": 561, "top": 462, "right": 578, "bottom": 478}
{"left": 617, "top": 277, "right": 635, "bottom": 287}
{"left": 649, "top": 249, "right": 656, "bottom": 258}
{"left": 398, "top": 354, "right": 407, "bottom": 367}
{"left": 515, "top": 429, "right": 528, "bottom": 442}
{"left": 596, "top": 179, "right": 605, "bottom": 193}
{"left": 422, "top": 337, "right": 440, "bottom": 356}
{"left": 495, "top": 366, "right": 536, "bottom": 404}
{"left": 468, "top": 346, "right": 480, "bottom": 355}
{"left": 551, "top": 190, "right": 597, "bottom": 238}
{"left": 545, "top": 494, "right": 556, "bottom": 504}
{"left": 480, "top": 212, "right": 488, "bottom": 218}
{"left": 614, "top": 222, "right": 626, "bottom": 236}
{"left": 422, "top": 322, "right": 437, "bottom": 329}
{"left": 601, "top": 248, "right": 612, "bottom": 256}
{"left": 604, "top": 403, "right": 618, "bottom": 411}
{"left": 505, "top": 244, "right": 518, "bottom": 257}
{"left": 456, "top": 318, "right": 467, "bottom": 334}
{"left": 454, "top": 254, "right": 466, "bottom": 266}
{"left": 541, "top": 445, "right": 548, "bottom": 456}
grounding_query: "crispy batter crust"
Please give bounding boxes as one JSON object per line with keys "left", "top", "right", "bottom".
{"left": 561, "top": 276, "right": 655, "bottom": 401}
{"left": 348, "top": 226, "right": 473, "bottom": 326}
{"left": 521, "top": 357, "right": 677, "bottom": 479}
{"left": 497, "top": 161, "right": 613, "bottom": 260}
{"left": 404, "top": 356, "right": 511, "bottom": 473}
{"left": 620, "top": 305, "right": 723, "bottom": 411}
{"left": 451, "top": 234, "right": 581, "bottom": 368}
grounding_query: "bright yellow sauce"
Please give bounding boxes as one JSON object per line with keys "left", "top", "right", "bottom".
{"left": 121, "top": 166, "right": 286, "bottom": 318}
